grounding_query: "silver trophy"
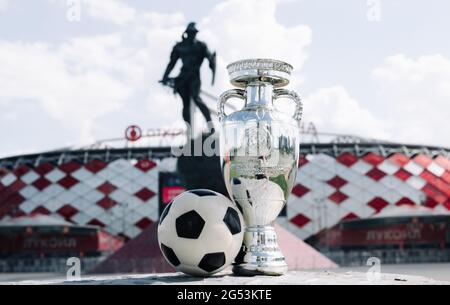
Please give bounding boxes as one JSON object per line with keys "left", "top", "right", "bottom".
{"left": 218, "top": 59, "right": 303, "bottom": 276}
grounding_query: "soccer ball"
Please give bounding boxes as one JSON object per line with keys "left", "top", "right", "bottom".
{"left": 157, "top": 189, "right": 244, "bottom": 276}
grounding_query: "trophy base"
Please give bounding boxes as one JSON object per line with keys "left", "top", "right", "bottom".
{"left": 233, "top": 225, "right": 288, "bottom": 276}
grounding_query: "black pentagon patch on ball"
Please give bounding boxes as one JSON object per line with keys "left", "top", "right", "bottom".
{"left": 188, "top": 189, "right": 217, "bottom": 197}
{"left": 232, "top": 178, "right": 241, "bottom": 185}
{"left": 256, "top": 174, "right": 267, "bottom": 180}
{"left": 159, "top": 201, "right": 173, "bottom": 225}
{"left": 161, "top": 243, "right": 180, "bottom": 267}
{"left": 176, "top": 210, "right": 205, "bottom": 239}
{"left": 198, "top": 252, "right": 226, "bottom": 272}
{"left": 233, "top": 244, "right": 246, "bottom": 265}
{"left": 223, "top": 207, "right": 241, "bottom": 235}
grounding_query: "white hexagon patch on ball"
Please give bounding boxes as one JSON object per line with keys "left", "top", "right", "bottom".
{"left": 157, "top": 189, "right": 244, "bottom": 276}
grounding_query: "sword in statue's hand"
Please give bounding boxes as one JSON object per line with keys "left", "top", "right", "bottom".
{"left": 210, "top": 51, "right": 216, "bottom": 86}
{"left": 159, "top": 78, "right": 175, "bottom": 89}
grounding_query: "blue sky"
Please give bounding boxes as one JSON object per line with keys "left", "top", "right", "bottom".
{"left": 1, "top": 0, "right": 450, "bottom": 157}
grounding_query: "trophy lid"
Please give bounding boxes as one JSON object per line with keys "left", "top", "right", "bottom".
{"left": 226, "top": 59, "right": 293, "bottom": 88}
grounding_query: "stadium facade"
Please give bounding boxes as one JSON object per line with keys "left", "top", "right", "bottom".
{"left": 1, "top": 138, "right": 450, "bottom": 248}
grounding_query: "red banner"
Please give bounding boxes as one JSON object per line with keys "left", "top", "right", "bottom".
{"left": 0, "top": 229, "right": 123, "bottom": 255}
{"left": 162, "top": 186, "right": 185, "bottom": 205}
{"left": 316, "top": 220, "right": 449, "bottom": 248}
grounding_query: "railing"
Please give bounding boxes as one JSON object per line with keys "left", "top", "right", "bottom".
{"left": 322, "top": 249, "right": 450, "bottom": 266}
{"left": 0, "top": 257, "right": 103, "bottom": 274}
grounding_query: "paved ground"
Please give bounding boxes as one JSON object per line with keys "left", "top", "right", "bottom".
{"left": 2, "top": 269, "right": 449, "bottom": 285}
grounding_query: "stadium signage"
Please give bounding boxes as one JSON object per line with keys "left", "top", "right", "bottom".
{"left": 125, "top": 125, "right": 142, "bottom": 142}
{"left": 366, "top": 228, "right": 421, "bottom": 242}
{"left": 23, "top": 237, "right": 77, "bottom": 250}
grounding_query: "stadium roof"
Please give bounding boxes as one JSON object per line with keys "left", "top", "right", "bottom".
{"left": 372, "top": 205, "right": 450, "bottom": 219}
{"left": 0, "top": 214, "right": 74, "bottom": 227}
{"left": 1, "top": 139, "right": 449, "bottom": 170}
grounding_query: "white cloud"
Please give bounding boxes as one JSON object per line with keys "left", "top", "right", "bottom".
{"left": 82, "top": 0, "right": 136, "bottom": 26}
{"left": 372, "top": 54, "right": 450, "bottom": 146}
{"left": 201, "top": 0, "right": 310, "bottom": 66}
{"left": 200, "top": 0, "right": 311, "bottom": 92}
{"left": 0, "top": 39, "right": 132, "bottom": 144}
{"left": 0, "top": 0, "right": 8, "bottom": 12}
{"left": 0, "top": 0, "right": 312, "bottom": 155}
{"left": 0, "top": 1, "right": 187, "bottom": 148}
{"left": 303, "top": 86, "right": 389, "bottom": 141}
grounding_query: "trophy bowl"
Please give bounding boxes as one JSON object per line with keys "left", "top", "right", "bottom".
{"left": 218, "top": 59, "right": 303, "bottom": 276}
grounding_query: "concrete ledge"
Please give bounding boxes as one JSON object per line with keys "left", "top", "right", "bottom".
{"left": 4, "top": 270, "right": 449, "bottom": 285}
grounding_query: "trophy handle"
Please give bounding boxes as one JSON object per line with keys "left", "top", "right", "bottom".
{"left": 273, "top": 89, "right": 303, "bottom": 122}
{"left": 218, "top": 89, "right": 246, "bottom": 121}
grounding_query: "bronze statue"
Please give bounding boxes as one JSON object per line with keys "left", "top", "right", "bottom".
{"left": 160, "top": 22, "right": 216, "bottom": 132}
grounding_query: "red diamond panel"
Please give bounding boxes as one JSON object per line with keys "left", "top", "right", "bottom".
{"left": 135, "top": 188, "right": 156, "bottom": 201}
{"left": 32, "top": 177, "right": 51, "bottom": 191}
{"left": 13, "top": 165, "right": 30, "bottom": 177}
{"left": 59, "top": 161, "right": 82, "bottom": 174}
{"left": 435, "top": 156, "right": 450, "bottom": 171}
{"left": 327, "top": 176, "right": 347, "bottom": 188}
{"left": 394, "top": 168, "right": 412, "bottom": 181}
{"left": 420, "top": 170, "right": 438, "bottom": 184}
{"left": 58, "top": 175, "right": 79, "bottom": 189}
{"left": 31, "top": 206, "right": 51, "bottom": 215}
{"left": 34, "top": 163, "right": 54, "bottom": 175}
{"left": 97, "top": 197, "right": 117, "bottom": 210}
{"left": 442, "top": 171, "right": 450, "bottom": 185}
{"left": 0, "top": 193, "right": 25, "bottom": 219}
{"left": 292, "top": 184, "right": 310, "bottom": 197}
{"left": 0, "top": 180, "right": 26, "bottom": 202}
{"left": 443, "top": 200, "right": 450, "bottom": 211}
{"left": 414, "top": 154, "right": 433, "bottom": 168}
{"left": 336, "top": 152, "right": 358, "bottom": 167}
{"left": 363, "top": 153, "right": 384, "bottom": 166}
{"left": 85, "top": 159, "right": 107, "bottom": 173}
{"left": 88, "top": 218, "right": 105, "bottom": 227}
{"left": 368, "top": 197, "right": 389, "bottom": 213}
{"left": 422, "top": 184, "right": 446, "bottom": 204}
{"left": 135, "top": 217, "right": 153, "bottom": 230}
{"left": 395, "top": 197, "right": 415, "bottom": 206}
{"left": 328, "top": 191, "right": 348, "bottom": 204}
{"left": 135, "top": 159, "right": 157, "bottom": 172}
{"left": 290, "top": 213, "right": 311, "bottom": 228}
{"left": 298, "top": 155, "right": 308, "bottom": 167}
{"left": 0, "top": 168, "right": 8, "bottom": 178}
{"left": 342, "top": 212, "right": 359, "bottom": 221}
{"left": 3, "top": 193, "right": 25, "bottom": 206}
{"left": 419, "top": 171, "right": 450, "bottom": 197}
{"left": 366, "top": 167, "right": 386, "bottom": 181}
{"left": 389, "top": 153, "right": 410, "bottom": 166}
{"left": 434, "top": 180, "right": 450, "bottom": 197}
{"left": 57, "top": 204, "right": 79, "bottom": 220}
{"left": 423, "top": 197, "right": 438, "bottom": 208}
{"left": 97, "top": 181, "right": 117, "bottom": 195}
